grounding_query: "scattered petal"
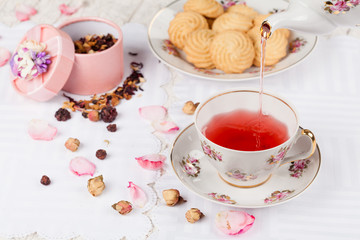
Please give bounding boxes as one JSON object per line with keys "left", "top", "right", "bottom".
{"left": 15, "top": 11, "right": 30, "bottom": 22}
{"left": 135, "top": 153, "right": 166, "bottom": 170}
{"left": 152, "top": 120, "right": 179, "bottom": 133}
{"left": 139, "top": 105, "right": 167, "bottom": 122}
{"left": 16, "top": 4, "right": 37, "bottom": 15}
{"left": 128, "top": 181, "right": 148, "bottom": 208}
{"left": 15, "top": 4, "right": 37, "bottom": 22}
{"left": 0, "top": 48, "right": 11, "bottom": 67}
{"left": 28, "top": 119, "right": 57, "bottom": 141}
{"left": 59, "top": 3, "right": 80, "bottom": 16}
{"left": 69, "top": 157, "right": 96, "bottom": 176}
{"left": 215, "top": 210, "right": 255, "bottom": 235}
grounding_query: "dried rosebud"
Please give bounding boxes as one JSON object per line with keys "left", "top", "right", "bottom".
{"left": 87, "top": 175, "right": 105, "bottom": 197}
{"left": 185, "top": 208, "right": 203, "bottom": 223}
{"left": 182, "top": 101, "right": 199, "bottom": 115}
{"left": 55, "top": 108, "right": 71, "bottom": 121}
{"left": 40, "top": 175, "right": 51, "bottom": 185}
{"left": 100, "top": 106, "right": 118, "bottom": 123}
{"left": 107, "top": 124, "right": 117, "bottom": 132}
{"left": 65, "top": 138, "right": 80, "bottom": 152}
{"left": 112, "top": 200, "right": 133, "bottom": 215}
{"left": 96, "top": 149, "right": 107, "bottom": 160}
{"left": 162, "top": 189, "right": 180, "bottom": 206}
{"left": 88, "top": 110, "right": 100, "bottom": 122}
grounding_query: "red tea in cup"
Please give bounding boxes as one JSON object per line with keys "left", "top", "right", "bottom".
{"left": 202, "top": 109, "right": 289, "bottom": 151}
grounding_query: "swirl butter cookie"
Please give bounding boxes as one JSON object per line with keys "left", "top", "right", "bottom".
{"left": 248, "top": 26, "right": 288, "bottom": 67}
{"left": 212, "top": 12, "right": 253, "bottom": 33}
{"left": 184, "top": 0, "right": 224, "bottom": 18}
{"left": 276, "top": 28, "right": 290, "bottom": 39}
{"left": 226, "top": 4, "right": 259, "bottom": 20}
{"left": 183, "top": 29, "right": 215, "bottom": 69}
{"left": 210, "top": 30, "right": 255, "bottom": 73}
{"left": 168, "top": 11, "right": 209, "bottom": 49}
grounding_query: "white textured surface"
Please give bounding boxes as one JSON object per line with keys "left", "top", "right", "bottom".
{"left": 1, "top": 0, "right": 360, "bottom": 240}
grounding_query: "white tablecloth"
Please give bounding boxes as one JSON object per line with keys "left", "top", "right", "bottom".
{"left": 0, "top": 19, "right": 360, "bottom": 240}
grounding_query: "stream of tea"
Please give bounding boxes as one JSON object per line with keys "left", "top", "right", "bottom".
{"left": 255, "top": 24, "right": 270, "bottom": 149}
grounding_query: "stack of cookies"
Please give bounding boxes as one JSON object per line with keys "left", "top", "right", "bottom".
{"left": 168, "top": 0, "right": 290, "bottom": 73}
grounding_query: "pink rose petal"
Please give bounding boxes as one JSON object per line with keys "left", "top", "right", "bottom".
{"left": 16, "top": 4, "right": 37, "bottom": 15}
{"left": 0, "top": 48, "right": 11, "bottom": 67}
{"left": 28, "top": 119, "right": 57, "bottom": 141}
{"left": 15, "top": 11, "right": 30, "bottom": 22}
{"left": 128, "top": 181, "right": 148, "bottom": 208}
{"left": 139, "top": 105, "right": 167, "bottom": 122}
{"left": 15, "top": 4, "right": 37, "bottom": 21}
{"left": 215, "top": 210, "right": 255, "bottom": 235}
{"left": 59, "top": 4, "right": 80, "bottom": 16}
{"left": 152, "top": 120, "right": 179, "bottom": 133}
{"left": 135, "top": 154, "right": 166, "bottom": 170}
{"left": 69, "top": 157, "right": 96, "bottom": 176}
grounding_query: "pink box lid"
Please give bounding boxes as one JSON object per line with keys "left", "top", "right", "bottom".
{"left": 10, "top": 24, "right": 75, "bottom": 102}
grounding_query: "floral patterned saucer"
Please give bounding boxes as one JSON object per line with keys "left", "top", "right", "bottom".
{"left": 170, "top": 123, "right": 321, "bottom": 208}
{"left": 148, "top": 0, "right": 318, "bottom": 81}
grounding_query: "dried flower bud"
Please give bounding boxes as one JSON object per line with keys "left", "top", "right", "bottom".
{"left": 65, "top": 137, "right": 80, "bottom": 152}
{"left": 40, "top": 175, "right": 51, "bottom": 185}
{"left": 112, "top": 200, "right": 133, "bottom": 215}
{"left": 182, "top": 101, "right": 199, "bottom": 115}
{"left": 185, "top": 208, "right": 203, "bottom": 223}
{"left": 96, "top": 149, "right": 107, "bottom": 160}
{"left": 88, "top": 110, "right": 100, "bottom": 122}
{"left": 55, "top": 108, "right": 71, "bottom": 121}
{"left": 107, "top": 124, "right": 117, "bottom": 132}
{"left": 100, "top": 106, "right": 118, "bottom": 123}
{"left": 162, "top": 189, "right": 180, "bottom": 206}
{"left": 87, "top": 175, "right": 105, "bottom": 197}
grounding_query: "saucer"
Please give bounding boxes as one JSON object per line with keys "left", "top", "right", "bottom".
{"left": 170, "top": 123, "right": 321, "bottom": 208}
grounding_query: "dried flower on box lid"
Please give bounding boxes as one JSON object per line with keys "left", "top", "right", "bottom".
{"left": 10, "top": 40, "right": 51, "bottom": 81}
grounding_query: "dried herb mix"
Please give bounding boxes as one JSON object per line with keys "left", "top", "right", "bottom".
{"left": 74, "top": 34, "right": 117, "bottom": 54}
{"left": 61, "top": 62, "right": 145, "bottom": 123}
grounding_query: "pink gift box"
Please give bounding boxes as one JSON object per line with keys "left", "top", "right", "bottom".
{"left": 10, "top": 17, "right": 124, "bottom": 101}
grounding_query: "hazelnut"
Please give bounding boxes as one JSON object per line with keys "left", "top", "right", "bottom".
{"left": 88, "top": 110, "right": 100, "bottom": 122}
{"left": 40, "top": 175, "right": 51, "bottom": 186}
{"left": 87, "top": 175, "right": 105, "bottom": 197}
{"left": 112, "top": 200, "right": 133, "bottom": 215}
{"left": 162, "top": 189, "right": 180, "bottom": 206}
{"left": 65, "top": 138, "right": 80, "bottom": 152}
{"left": 182, "top": 101, "right": 199, "bottom": 115}
{"left": 185, "top": 208, "right": 203, "bottom": 223}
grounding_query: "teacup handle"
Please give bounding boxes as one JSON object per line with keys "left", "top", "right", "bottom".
{"left": 281, "top": 128, "right": 316, "bottom": 165}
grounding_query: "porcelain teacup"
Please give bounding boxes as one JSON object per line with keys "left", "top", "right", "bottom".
{"left": 194, "top": 89, "right": 316, "bottom": 188}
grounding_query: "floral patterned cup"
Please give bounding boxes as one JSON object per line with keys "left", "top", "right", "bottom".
{"left": 195, "top": 89, "right": 316, "bottom": 188}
